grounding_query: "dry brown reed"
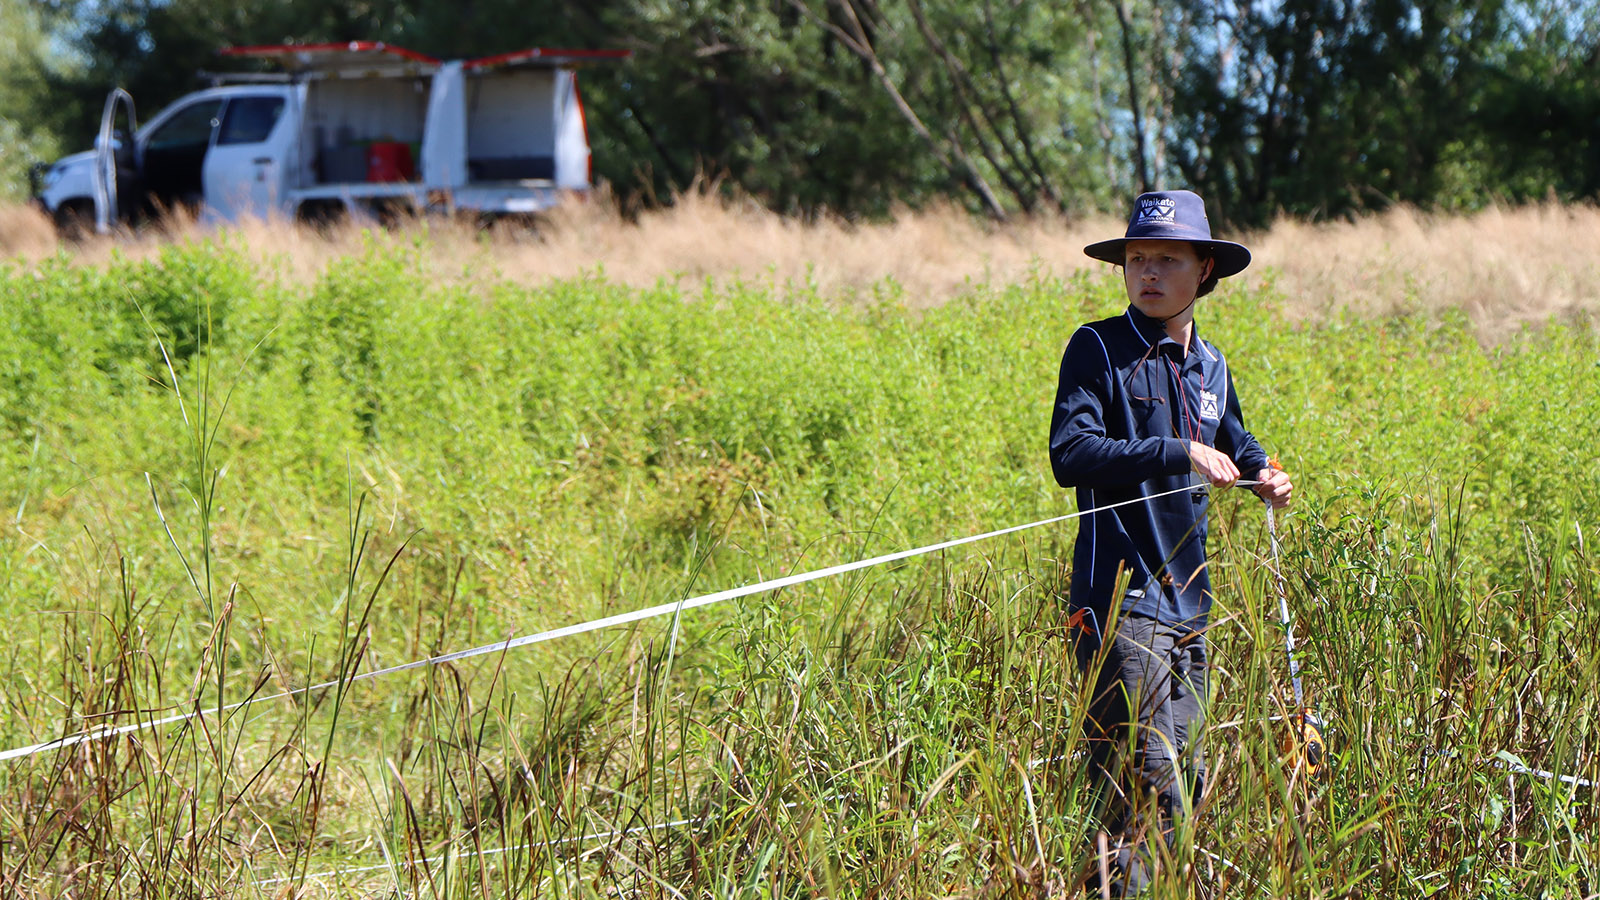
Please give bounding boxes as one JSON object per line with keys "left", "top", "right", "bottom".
{"left": 1251, "top": 202, "right": 1600, "bottom": 335}
{"left": 0, "top": 203, "right": 57, "bottom": 260}
{"left": 4, "top": 189, "right": 1596, "bottom": 336}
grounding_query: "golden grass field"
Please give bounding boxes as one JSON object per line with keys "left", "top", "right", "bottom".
{"left": 2, "top": 191, "right": 1597, "bottom": 336}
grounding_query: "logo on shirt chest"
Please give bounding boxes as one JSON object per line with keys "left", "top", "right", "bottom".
{"left": 1200, "top": 389, "right": 1220, "bottom": 420}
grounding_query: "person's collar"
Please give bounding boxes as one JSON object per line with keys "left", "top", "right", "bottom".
{"left": 1125, "top": 304, "right": 1196, "bottom": 354}
{"left": 1125, "top": 304, "right": 1166, "bottom": 344}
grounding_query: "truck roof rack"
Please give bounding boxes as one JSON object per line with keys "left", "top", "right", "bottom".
{"left": 197, "top": 70, "right": 297, "bottom": 86}
{"left": 216, "top": 42, "right": 630, "bottom": 77}
{"left": 219, "top": 42, "right": 441, "bottom": 73}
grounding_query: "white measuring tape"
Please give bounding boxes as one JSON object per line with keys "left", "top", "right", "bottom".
{"left": 1, "top": 482, "right": 1213, "bottom": 763}
{"left": 259, "top": 738, "right": 1595, "bottom": 889}
{"left": 255, "top": 812, "right": 705, "bottom": 887}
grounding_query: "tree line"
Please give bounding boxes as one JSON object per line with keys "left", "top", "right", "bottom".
{"left": 2, "top": 0, "right": 1596, "bottom": 226}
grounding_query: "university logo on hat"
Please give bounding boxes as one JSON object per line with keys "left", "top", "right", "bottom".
{"left": 1133, "top": 195, "right": 1178, "bottom": 226}
{"left": 1084, "top": 189, "right": 1252, "bottom": 280}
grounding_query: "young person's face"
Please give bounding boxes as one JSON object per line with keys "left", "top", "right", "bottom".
{"left": 1123, "top": 239, "right": 1213, "bottom": 320}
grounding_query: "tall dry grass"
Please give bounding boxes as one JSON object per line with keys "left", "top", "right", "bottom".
{"left": 3, "top": 190, "right": 1597, "bottom": 335}
{"left": 0, "top": 205, "right": 58, "bottom": 260}
{"left": 1253, "top": 203, "right": 1600, "bottom": 335}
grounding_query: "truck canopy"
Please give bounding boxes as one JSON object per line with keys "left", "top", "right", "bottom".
{"left": 221, "top": 42, "right": 629, "bottom": 190}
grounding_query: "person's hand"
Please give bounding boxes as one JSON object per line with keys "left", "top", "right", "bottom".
{"left": 1253, "top": 466, "right": 1293, "bottom": 509}
{"left": 1186, "top": 441, "right": 1240, "bottom": 488}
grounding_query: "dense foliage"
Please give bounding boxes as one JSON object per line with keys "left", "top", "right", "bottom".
{"left": 0, "top": 238, "right": 1595, "bottom": 896}
{"left": 6, "top": 0, "right": 1599, "bottom": 222}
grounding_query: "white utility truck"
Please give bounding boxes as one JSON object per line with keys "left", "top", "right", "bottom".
{"left": 31, "top": 42, "right": 628, "bottom": 233}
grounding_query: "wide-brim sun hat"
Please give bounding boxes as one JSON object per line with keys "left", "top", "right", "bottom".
{"left": 1084, "top": 189, "right": 1251, "bottom": 279}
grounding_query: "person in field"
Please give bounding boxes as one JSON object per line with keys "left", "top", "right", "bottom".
{"left": 1048, "top": 189, "right": 1292, "bottom": 894}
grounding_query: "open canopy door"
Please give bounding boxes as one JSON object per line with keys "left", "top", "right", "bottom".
{"left": 462, "top": 48, "right": 631, "bottom": 71}
{"left": 456, "top": 48, "right": 628, "bottom": 190}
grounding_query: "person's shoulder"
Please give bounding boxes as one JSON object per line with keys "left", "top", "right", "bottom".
{"left": 1065, "top": 320, "right": 1113, "bottom": 357}
{"left": 1080, "top": 310, "right": 1128, "bottom": 331}
{"left": 1061, "top": 316, "right": 1135, "bottom": 380}
{"left": 1069, "top": 312, "right": 1128, "bottom": 344}
{"left": 1195, "top": 334, "right": 1229, "bottom": 365}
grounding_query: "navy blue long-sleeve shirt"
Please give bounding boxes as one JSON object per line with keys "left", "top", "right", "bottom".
{"left": 1050, "top": 305, "right": 1270, "bottom": 644}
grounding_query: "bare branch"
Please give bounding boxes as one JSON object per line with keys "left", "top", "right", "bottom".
{"left": 785, "top": 0, "right": 1009, "bottom": 218}
{"left": 904, "top": 0, "right": 1037, "bottom": 211}
{"left": 982, "top": 0, "right": 1066, "bottom": 210}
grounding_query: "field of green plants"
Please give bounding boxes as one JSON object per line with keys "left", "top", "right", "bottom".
{"left": 0, "top": 235, "right": 1595, "bottom": 898}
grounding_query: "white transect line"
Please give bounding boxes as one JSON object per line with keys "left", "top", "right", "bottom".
{"left": 1218, "top": 718, "right": 1595, "bottom": 790}
{"left": 255, "top": 745, "right": 1595, "bottom": 889}
{"left": 267, "top": 746, "right": 1134, "bottom": 889}
{"left": 1, "top": 482, "right": 1212, "bottom": 763}
{"left": 270, "top": 813, "right": 1259, "bottom": 892}
{"left": 1197, "top": 847, "right": 1260, "bottom": 889}
{"left": 269, "top": 743, "right": 1063, "bottom": 885}
{"left": 255, "top": 813, "right": 704, "bottom": 887}
{"left": 1488, "top": 757, "right": 1595, "bottom": 789}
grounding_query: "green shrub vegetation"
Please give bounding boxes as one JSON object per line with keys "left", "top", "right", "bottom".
{"left": 0, "top": 235, "right": 1595, "bottom": 897}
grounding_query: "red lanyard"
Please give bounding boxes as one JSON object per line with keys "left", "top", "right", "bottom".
{"left": 1165, "top": 354, "right": 1204, "bottom": 445}
{"left": 1124, "top": 338, "right": 1207, "bottom": 445}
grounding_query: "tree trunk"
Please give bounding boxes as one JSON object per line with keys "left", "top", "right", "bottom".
{"left": 1113, "top": 0, "right": 1151, "bottom": 192}
{"left": 1078, "top": 0, "right": 1120, "bottom": 195}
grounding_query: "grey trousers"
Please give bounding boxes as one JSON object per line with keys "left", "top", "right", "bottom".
{"left": 1078, "top": 613, "right": 1208, "bottom": 892}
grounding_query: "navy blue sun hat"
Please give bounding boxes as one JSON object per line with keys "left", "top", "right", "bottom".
{"left": 1084, "top": 190, "right": 1251, "bottom": 279}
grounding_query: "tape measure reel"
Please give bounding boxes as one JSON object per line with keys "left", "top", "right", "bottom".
{"left": 1281, "top": 708, "right": 1328, "bottom": 780}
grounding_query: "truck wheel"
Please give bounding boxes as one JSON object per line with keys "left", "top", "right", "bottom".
{"left": 296, "top": 199, "right": 348, "bottom": 233}
{"left": 358, "top": 197, "right": 417, "bottom": 229}
{"left": 480, "top": 212, "right": 545, "bottom": 240}
{"left": 51, "top": 200, "right": 97, "bottom": 242}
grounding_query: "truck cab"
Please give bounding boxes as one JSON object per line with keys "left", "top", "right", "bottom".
{"left": 32, "top": 42, "right": 628, "bottom": 233}
{"left": 35, "top": 84, "right": 296, "bottom": 231}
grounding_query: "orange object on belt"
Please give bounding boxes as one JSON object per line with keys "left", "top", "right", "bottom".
{"left": 1068, "top": 608, "right": 1093, "bottom": 635}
